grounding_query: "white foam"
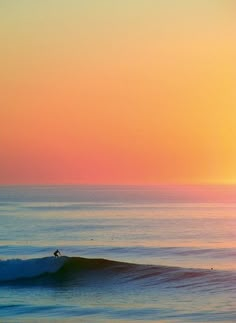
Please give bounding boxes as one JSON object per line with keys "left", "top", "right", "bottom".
{"left": 0, "top": 256, "right": 67, "bottom": 281}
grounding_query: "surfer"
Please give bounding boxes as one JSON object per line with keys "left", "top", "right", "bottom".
{"left": 54, "top": 249, "right": 61, "bottom": 257}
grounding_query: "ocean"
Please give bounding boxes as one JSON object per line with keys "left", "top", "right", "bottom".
{"left": 0, "top": 185, "right": 236, "bottom": 322}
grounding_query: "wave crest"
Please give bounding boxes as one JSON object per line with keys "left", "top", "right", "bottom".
{"left": 1, "top": 256, "right": 234, "bottom": 292}
{"left": 0, "top": 256, "right": 67, "bottom": 282}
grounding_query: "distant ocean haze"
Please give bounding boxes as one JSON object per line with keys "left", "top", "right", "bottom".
{"left": 0, "top": 184, "right": 236, "bottom": 203}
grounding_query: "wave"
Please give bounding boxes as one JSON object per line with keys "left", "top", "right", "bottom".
{"left": 1, "top": 256, "right": 235, "bottom": 292}
{"left": 0, "top": 256, "right": 138, "bottom": 282}
{"left": 0, "top": 256, "right": 67, "bottom": 281}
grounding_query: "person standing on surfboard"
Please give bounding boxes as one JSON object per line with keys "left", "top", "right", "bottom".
{"left": 54, "top": 249, "right": 61, "bottom": 257}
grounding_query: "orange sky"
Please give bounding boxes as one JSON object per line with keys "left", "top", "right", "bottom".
{"left": 0, "top": 1, "right": 235, "bottom": 184}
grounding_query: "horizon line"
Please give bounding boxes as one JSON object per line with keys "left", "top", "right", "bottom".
{"left": 1, "top": 183, "right": 236, "bottom": 187}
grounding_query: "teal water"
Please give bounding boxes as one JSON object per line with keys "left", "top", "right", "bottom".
{"left": 0, "top": 185, "right": 236, "bottom": 322}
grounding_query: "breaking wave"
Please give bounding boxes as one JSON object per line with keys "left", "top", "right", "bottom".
{"left": 0, "top": 256, "right": 67, "bottom": 281}
{"left": 0, "top": 256, "right": 235, "bottom": 292}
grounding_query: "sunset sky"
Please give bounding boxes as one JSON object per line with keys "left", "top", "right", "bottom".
{"left": 1, "top": 1, "right": 235, "bottom": 185}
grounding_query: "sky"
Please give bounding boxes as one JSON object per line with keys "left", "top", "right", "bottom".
{"left": 0, "top": 1, "right": 235, "bottom": 185}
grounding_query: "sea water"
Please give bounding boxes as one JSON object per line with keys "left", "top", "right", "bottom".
{"left": 0, "top": 185, "right": 236, "bottom": 322}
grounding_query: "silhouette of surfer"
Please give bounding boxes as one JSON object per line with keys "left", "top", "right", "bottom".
{"left": 54, "top": 249, "right": 61, "bottom": 257}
